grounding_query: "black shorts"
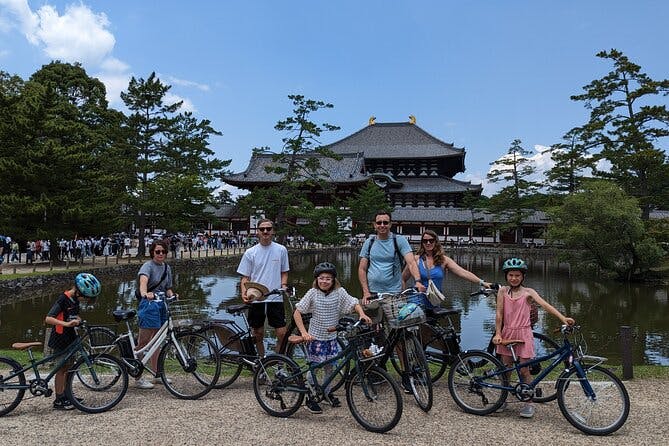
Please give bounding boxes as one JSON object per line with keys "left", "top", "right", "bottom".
{"left": 247, "top": 302, "right": 286, "bottom": 329}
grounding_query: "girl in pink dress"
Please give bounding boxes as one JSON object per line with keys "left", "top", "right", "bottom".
{"left": 492, "top": 258, "right": 575, "bottom": 418}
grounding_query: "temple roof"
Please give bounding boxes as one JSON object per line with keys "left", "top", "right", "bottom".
{"left": 391, "top": 206, "right": 550, "bottom": 224}
{"left": 325, "top": 122, "right": 465, "bottom": 159}
{"left": 386, "top": 176, "right": 481, "bottom": 194}
{"left": 224, "top": 152, "right": 368, "bottom": 186}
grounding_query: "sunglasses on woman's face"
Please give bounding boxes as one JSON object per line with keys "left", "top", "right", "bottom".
{"left": 154, "top": 249, "right": 166, "bottom": 254}
{"left": 421, "top": 238, "right": 436, "bottom": 245}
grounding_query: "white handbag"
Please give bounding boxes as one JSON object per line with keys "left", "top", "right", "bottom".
{"left": 423, "top": 257, "right": 446, "bottom": 305}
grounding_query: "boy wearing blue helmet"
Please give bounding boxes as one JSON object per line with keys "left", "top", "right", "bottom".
{"left": 45, "top": 272, "right": 101, "bottom": 410}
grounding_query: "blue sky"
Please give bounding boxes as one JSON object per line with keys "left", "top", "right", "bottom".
{"left": 1, "top": 1, "right": 667, "bottom": 196}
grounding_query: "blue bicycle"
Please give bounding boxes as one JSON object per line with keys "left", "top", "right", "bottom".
{"left": 447, "top": 325, "right": 630, "bottom": 435}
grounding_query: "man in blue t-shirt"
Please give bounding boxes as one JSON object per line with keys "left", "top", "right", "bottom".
{"left": 358, "top": 211, "right": 425, "bottom": 304}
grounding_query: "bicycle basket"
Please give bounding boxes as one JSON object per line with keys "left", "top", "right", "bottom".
{"left": 168, "top": 301, "right": 205, "bottom": 327}
{"left": 380, "top": 293, "right": 427, "bottom": 328}
{"left": 346, "top": 328, "right": 381, "bottom": 362}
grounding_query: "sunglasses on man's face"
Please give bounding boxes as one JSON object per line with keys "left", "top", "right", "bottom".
{"left": 375, "top": 220, "right": 390, "bottom": 226}
{"left": 258, "top": 227, "right": 273, "bottom": 232}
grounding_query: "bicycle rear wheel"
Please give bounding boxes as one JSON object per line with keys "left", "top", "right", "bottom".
{"left": 202, "top": 324, "right": 244, "bottom": 389}
{"left": 84, "top": 326, "right": 118, "bottom": 355}
{"left": 346, "top": 365, "right": 403, "bottom": 433}
{"left": 159, "top": 332, "right": 221, "bottom": 399}
{"left": 404, "top": 331, "right": 433, "bottom": 412}
{"left": 0, "top": 357, "right": 25, "bottom": 417}
{"left": 447, "top": 350, "right": 507, "bottom": 415}
{"left": 66, "top": 353, "right": 128, "bottom": 414}
{"left": 420, "top": 323, "right": 451, "bottom": 383}
{"left": 557, "top": 365, "right": 630, "bottom": 435}
{"left": 253, "top": 354, "right": 304, "bottom": 417}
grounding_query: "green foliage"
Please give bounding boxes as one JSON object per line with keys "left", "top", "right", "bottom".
{"left": 570, "top": 49, "right": 669, "bottom": 219}
{"left": 548, "top": 181, "right": 663, "bottom": 280}
{"left": 487, "top": 139, "right": 541, "bottom": 243}
{"left": 0, "top": 62, "right": 129, "bottom": 240}
{"left": 547, "top": 130, "right": 597, "bottom": 194}
{"left": 237, "top": 95, "right": 341, "bottom": 239}
{"left": 345, "top": 181, "right": 391, "bottom": 230}
{"left": 121, "top": 73, "right": 229, "bottom": 251}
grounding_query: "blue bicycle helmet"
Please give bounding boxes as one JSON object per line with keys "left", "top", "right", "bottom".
{"left": 314, "top": 262, "right": 337, "bottom": 278}
{"left": 502, "top": 258, "right": 528, "bottom": 273}
{"left": 75, "top": 272, "right": 101, "bottom": 298}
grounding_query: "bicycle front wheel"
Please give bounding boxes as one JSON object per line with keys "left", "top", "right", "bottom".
{"left": 253, "top": 354, "right": 304, "bottom": 418}
{"left": 66, "top": 353, "right": 128, "bottom": 414}
{"left": 557, "top": 365, "right": 630, "bottom": 435}
{"left": 159, "top": 332, "right": 221, "bottom": 400}
{"left": 448, "top": 350, "right": 507, "bottom": 415}
{"left": 0, "top": 357, "right": 26, "bottom": 417}
{"left": 346, "top": 365, "right": 403, "bottom": 433}
{"left": 404, "top": 331, "right": 433, "bottom": 412}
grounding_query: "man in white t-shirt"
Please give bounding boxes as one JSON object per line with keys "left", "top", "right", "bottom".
{"left": 236, "top": 219, "right": 290, "bottom": 356}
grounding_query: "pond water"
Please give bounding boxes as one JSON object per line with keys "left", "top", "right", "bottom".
{"left": 1, "top": 249, "right": 667, "bottom": 365}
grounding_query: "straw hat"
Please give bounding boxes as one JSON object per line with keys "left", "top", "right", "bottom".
{"left": 245, "top": 282, "right": 269, "bottom": 302}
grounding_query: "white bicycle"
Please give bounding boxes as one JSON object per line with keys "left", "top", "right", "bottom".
{"left": 86, "top": 294, "right": 220, "bottom": 399}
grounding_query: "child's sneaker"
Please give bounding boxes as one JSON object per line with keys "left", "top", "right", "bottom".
{"left": 519, "top": 404, "right": 535, "bottom": 418}
{"left": 53, "top": 398, "right": 74, "bottom": 410}
{"left": 135, "top": 378, "right": 155, "bottom": 389}
{"left": 327, "top": 392, "right": 341, "bottom": 408}
{"left": 305, "top": 399, "right": 323, "bottom": 414}
{"left": 401, "top": 374, "right": 412, "bottom": 394}
{"left": 152, "top": 377, "right": 173, "bottom": 385}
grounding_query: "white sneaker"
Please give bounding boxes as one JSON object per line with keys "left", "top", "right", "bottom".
{"left": 135, "top": 378, "right": 155, "bottom": 389}
{"left": 152, "top": 377, "right": 173, "bottom": 385}
{"left": 519, "top": 404, "right": 535, "bottom": 418}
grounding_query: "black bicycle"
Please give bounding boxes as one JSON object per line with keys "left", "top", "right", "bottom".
{"left": 420, "top": 287, "right": 561, "bottom": 403}
{"left": 365, "top": 289, "right": 433, "bottom": 412}
{"left": 0, "top": 320, "right": 128, "bottom": 416}
{"left": 253, "top": 317, "right": 403, "bottom": 433}
{"left": 447, "top": 324, "right": 630, "bottom": 435}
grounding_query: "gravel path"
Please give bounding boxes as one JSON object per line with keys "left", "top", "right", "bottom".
{"left": 0, "top": 376, "right": 665, "bottom": 445}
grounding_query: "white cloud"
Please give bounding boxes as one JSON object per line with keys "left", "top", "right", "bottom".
{"left": 0, "top": 0, "right": 38, "bottom": 38}
{"left": 27, "top": 3, "right": 115, "bottom": 65}
{"left": 481, "top": 144, "right": 555, "bottom": 196}
{"left": 165, "top": 92, "right": 196, "bottom": 113}
{"left": 162, "top": 74, "right": 210, "bottom": 92}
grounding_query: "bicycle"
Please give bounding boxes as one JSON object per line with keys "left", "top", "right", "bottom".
{"left": 365, "top": 288, "right": 433, "bottom": 412}
{"left": 419, "top": 286, "right": 561, "bottom": 403}
{"left": 0, "top": 320, "right": 128, "bottom": 416}
{"left": 447, "top": 324, "right": 630, "bottom": 435}
{"left": 253, "top": 317, "right": 403, "bottom": 433}
{"left": 86, "top": 293, "right": 221, "bottom": 400}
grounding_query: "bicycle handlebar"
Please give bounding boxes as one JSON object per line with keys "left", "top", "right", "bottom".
{"left": 469, "top": 283, "right": 500, "bottom": 297}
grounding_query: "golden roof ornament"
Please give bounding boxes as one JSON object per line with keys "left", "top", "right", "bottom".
{"left": 368, "top": 116, "right": 376, "bottom": 126}
{"left": 409, "top": 115, "right": 416, "bottom": 124}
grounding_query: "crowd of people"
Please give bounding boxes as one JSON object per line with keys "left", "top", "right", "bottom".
{"left": 39, "top": 210, "right": 575, "bottom": 419}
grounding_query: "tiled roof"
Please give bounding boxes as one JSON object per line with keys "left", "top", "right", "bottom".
{"left": 388, "top": 176, "right": 482, "bottom": 193}
{"left": 391, "top": 206, "right": 550, "bottom": 224}
{"left": 324, "top": 122, "right": 465, "bottom": 159}
{"left": 204, "top": 204, "right": 244, "bottom": 219}
{"left": 224, "top": 152, "right": 368, "bottom": 185}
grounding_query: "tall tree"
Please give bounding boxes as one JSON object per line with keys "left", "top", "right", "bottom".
{"left": 548, "top": 181, "right": 663, "bottom": 281}
{"left": 547, "top": 129, "right": 597, "bottom": 194}
{"left": 345, "top": 180, "right": 391, "bottom": 231}
{"left": 0, "top": 62, "right": 128, "bottom": 241}
{"left": 487, "top": 139, "right": 540, "bottom": 243}
{"left": 121, "top": 73, "right": 229, "bottom": 255}
{"left": 237, "top": 95, "right": 341, "bottom": 239}
{"left": 571, "top": 49, "right": 669, "bottom": 219}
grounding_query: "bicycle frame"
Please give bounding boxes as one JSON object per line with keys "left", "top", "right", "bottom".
{"left": 476, "top": 334, "right": 602, "bottom": 399}
{"left": 3, "top": 333, "right": 101, "bottom": 393}
{"left": 116, "top": 299, "right": 190, "bottom": 376}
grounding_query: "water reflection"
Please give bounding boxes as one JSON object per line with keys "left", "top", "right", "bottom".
{"left": 1, "top": 249, "right": 667, "bottom": 365}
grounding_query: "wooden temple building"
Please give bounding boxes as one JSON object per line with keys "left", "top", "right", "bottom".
{"left": 219, "top": 118, "right": 549, "bottom": 245}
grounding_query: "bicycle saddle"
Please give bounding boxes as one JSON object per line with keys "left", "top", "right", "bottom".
{"left": 226, "top": 304, "right": 250, "bottom": 314}
{"left": 112, "top": 309, "right": 137, "bottom": 322}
